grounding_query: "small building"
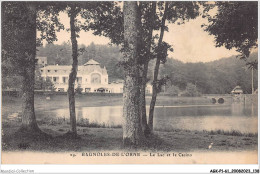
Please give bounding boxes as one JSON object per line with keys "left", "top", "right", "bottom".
{"left": 231, "top": 86, "right": 243, "bottom": 95}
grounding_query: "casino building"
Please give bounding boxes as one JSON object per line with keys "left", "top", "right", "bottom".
{"left": 39, "top": 59, "right": 152, "bottom": 94}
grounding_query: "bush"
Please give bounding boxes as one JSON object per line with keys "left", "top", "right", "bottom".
{"left": 182, "top": 83, "right": 201, "bottom": 97}
{"left": 166, "top": 85, "right": 180, "bottom": 96}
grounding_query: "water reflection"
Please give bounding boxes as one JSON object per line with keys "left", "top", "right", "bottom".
{"left": 54, "top": 106, "right": 123, "bottom": 125}
{"left": 41, "top": 102, "right": 257, "bottom": 134}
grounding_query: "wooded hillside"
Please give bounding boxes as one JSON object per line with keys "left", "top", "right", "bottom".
{"left": 36, "top": 43, "right": 258, "bottom": 94}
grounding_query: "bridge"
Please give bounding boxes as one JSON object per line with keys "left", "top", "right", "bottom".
{"left": 203, "top": 94, "right": 257, "bottom": 104}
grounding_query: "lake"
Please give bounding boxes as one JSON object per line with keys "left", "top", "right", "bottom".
{"left": 35, "top": 102, "right": 257, "bottom": 134}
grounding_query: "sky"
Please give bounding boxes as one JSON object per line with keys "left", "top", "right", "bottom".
{"left": 49, "top": 12, "right": 239, "bottom": 63}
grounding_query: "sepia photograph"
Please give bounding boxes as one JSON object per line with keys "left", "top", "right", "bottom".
{"left": 1, "top": 0, "right": 259, "bottom": 172}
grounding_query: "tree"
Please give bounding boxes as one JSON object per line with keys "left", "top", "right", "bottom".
{"left": 246, "top": 60, "right": 258, "bottom": 94}
{"left": 121, "top": 1, "right": 143, "bottom": 146}
{"left": 2, "top": 2, "right": 40, "bottom": 132}
{"left": 166, "top": 85, "right": 180, "bottom": 96}
{"left": 148, "top": 1, "right": 200, "bottom": 130}
{"left": 202, "top": 1, "right": 258, "bottom": 59}
{"left": 63, "top": 2, "right": 118, "bottom": 137}
{"left": 37, "top": 42, "right": 72, "bottom": 65}
{"left": 66, "top": 4, "right": 81, "bottom": 137}
{"left": 148, "top": 2, "right": 170, "bottom": 130}
{"left": 183, "top": 83, "right": 200, "bottom": 97}
{"left": 2, "top": 2, "right": 63, "bottom": 134}
{"left": 137, "top": 1, "right": 157, "bottom": 136}
{"left": 86, "top": 1, "right": 200, "bottom": 134}
{"left": 81, "top": 2, "right": 143, "bottom": 144}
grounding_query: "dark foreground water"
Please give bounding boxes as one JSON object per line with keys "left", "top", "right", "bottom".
{"left": 28, "top": 102, "right": 258, "bottom": 134}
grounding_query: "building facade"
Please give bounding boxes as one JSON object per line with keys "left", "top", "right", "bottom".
{"left": 40, "top": 59, "right": 152, "bottom": 94}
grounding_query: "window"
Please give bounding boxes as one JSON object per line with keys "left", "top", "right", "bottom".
{"left": 76, "top": 77, "right": 82, "bottom": 84}
{"left": 62, "top": 77, "right": 68, "bottom": 83}
{"left": 91, "top": 73, "right": 101, "bottom": 84}
{"left": 40, "top": 70, "right": 43, "bottom": 73}
{"left": 54, "top": 70, "right": 57, "bottom": 73}
{"left": 53, "top": 77, "right": 59, "bottom": 83}
{"left": 85, "top": 78, "right": 88, "bottom": 82}
{"left": 47, "top": 70, "right": 50, "bottom": 72}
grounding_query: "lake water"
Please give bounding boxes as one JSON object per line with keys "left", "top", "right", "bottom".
{"left": 38, "top": 102, "right": 258, "bottom": 134}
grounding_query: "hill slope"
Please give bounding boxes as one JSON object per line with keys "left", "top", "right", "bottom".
{"left": 36, "top": 43, "right": 258, "bottom": 94}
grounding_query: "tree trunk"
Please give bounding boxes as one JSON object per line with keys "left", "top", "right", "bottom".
{"left": 140, "top": 61, "right": 149, "bottom": 134}
{"left": 122, "top": 1, "right": 143, "bottom": 146}
{"left": 20, "top": 3, "right": 41, "bottom": 132}
{"left": 139, "top": 2, "right": 156, "bottom": 136}
{"left": 67, "top": 6, "right": 78, "bottom": 137}
{"left": 148, "top": 2, "right": 168, "bottom": 131}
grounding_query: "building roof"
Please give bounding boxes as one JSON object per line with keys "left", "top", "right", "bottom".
{"left": 84, "top": 59, "right": 100, "bottom": 66}
{"left": 232, "top": 86, "right": 242, "bottom": 91}
{"left": 231, "top": 86, "right": 243, "bottom": 94}
{"left": 41, "top": 59, "right": 107, "bottom": 75}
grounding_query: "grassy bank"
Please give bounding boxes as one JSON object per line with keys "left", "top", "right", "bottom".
{"left": 2, "top": 121, "right": 257, "bottom": 152}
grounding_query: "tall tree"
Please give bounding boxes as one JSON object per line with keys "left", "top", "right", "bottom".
{"left": 19, "top": 3, "right": 39, "bottom": 132}
{"left": 148, "top": 1, "right": 170, "bottom": 130}
{"left": 138, "top": 2, "right": 157, "bottom": 135}
{"left": 67, "top": 5, "right": 81, "bottom": 136}
{"left": 64, "top": 2, "right": 118, "bottom": 136}
{"left": 122, "top": 1, "right": 143, "bottom": 146}
{"left": 86, "top": 1, "right": 200, "bottom": 134}
{"left": 2, "top": 2, "right": 63, "bottom": 133}
{"left": 148, "top": 1, "right": 200, "bottom": 131}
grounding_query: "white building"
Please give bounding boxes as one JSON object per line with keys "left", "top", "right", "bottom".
{"left": 40, "top": 59, "right": 152, "bottom": 94}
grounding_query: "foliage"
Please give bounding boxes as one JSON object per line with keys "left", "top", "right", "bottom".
{"left": 2, "top": 76, "right": 23, "bottom": 90}
{"left": 2, "top": 2, "right": 64, "bottom": 73}
{"left": 34, "top": 77, "right": 56, "bottom": 91}
{"left": 166, "top": 85, "right": 180, "bottom": 96}
{"left": 183, "top": 83, "right": 201, "bottom": 97}
{"left": 202, "top": 1, "right": 258, "bottom": 59}
{"left": 160, "top": 52, "right": 258, "bottom": 94}
{"left": 86, "top": 2, "right": 123, "bottom": 45}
